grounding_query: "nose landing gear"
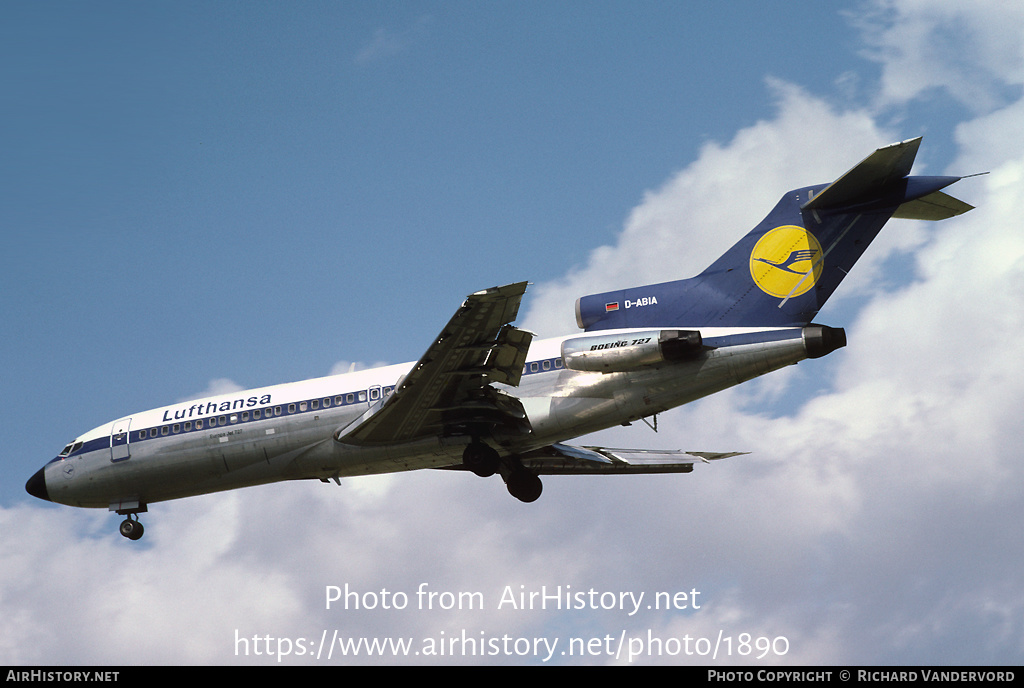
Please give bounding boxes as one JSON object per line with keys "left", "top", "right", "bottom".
{"left": 111, "top": 500, "right": 148, "bottom": 541}
{"left": 118, "top": 515, "right": 145, "bottom": 541}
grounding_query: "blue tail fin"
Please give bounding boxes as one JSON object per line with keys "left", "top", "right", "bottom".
{"left": 575, "top": 137, "right": 973, "bottom": 331}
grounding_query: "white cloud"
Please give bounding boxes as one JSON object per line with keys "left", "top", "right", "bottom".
{"left": 520, "top": 36, "right": 1024, "bottom": 663}
{"left": 328, "top": 360, "right": 391, "bottom": 376}
{"left": 856, "top": 0, "right": 1024, "bottom": 112}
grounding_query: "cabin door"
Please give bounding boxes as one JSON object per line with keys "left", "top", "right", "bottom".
{"left": 110, "top": 417, "right": 132, "bottom": 462}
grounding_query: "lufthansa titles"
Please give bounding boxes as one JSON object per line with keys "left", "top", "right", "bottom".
{"left": 162, "top": 394, "right": 273, "bottom": 423}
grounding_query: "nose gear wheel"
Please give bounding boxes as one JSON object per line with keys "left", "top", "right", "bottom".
{"left": 118, "top": 514, "right": 145, "bottom": 540}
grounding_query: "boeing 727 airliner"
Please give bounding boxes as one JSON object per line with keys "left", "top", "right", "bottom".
{"left": 26, "top": 138, "right": 974, "bottom": 540}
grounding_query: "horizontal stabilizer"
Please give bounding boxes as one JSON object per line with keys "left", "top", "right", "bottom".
{"left": 517, "top": 443, "right": 747, "bottom": 475}
{"left": 892, "top": 190, "right": 974, "bottom": 220}
{"left": 803, "top": 137, "right": 922, "bottom": 210}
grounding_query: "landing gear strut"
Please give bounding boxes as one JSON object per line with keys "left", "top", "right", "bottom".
{"left": 119, "top": 514, "right": 145, "bottom": 541}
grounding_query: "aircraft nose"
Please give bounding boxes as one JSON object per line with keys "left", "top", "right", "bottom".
{"left": 25, "top": 467, "right": 50, "bottom": 502}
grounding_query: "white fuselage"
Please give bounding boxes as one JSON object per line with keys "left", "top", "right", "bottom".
{"left": 40, "top": 326, "right": 813, "bottom": 510}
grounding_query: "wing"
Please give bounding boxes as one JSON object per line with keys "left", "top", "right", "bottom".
{"left": 334, "top": 282, "right": 534, "bottom": 446}
{"left": 517, "top": 443, "right": 747, "bottom": 474}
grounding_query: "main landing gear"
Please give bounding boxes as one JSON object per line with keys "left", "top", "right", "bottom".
{"left": 463, "top": 441, "right": 500, "bottom": 477}
{"left": 462, "top": 441, "right": 543, "bottom": 503}
{"left": 504, "top": 467, "right": 542, "bottom": 503}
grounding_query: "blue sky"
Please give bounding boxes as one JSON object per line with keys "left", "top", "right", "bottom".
{"left": 2, "top": 2, "right": 871, "bottom": 498}
{"left": 3, "top": 0, "right": 1024, "bottom": 666}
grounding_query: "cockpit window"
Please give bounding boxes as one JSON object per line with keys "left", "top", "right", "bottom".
{"left": 59, "top": 441, "right": 83, "bottom": 457}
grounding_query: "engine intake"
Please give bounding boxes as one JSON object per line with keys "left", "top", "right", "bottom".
{"left": 561, "top": 329, "right": 703, "bottom": 373}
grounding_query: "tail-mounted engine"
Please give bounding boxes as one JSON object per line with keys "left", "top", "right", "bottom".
{"left": 802, "top": 324, "right": 847, "bottom": 359}
{"left": 561, "top": 329, "right": 704, "bottom": 373}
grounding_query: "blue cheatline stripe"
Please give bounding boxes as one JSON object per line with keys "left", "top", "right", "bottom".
{"left": 53, "top": 359, "right": 570, "bottom": 461}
